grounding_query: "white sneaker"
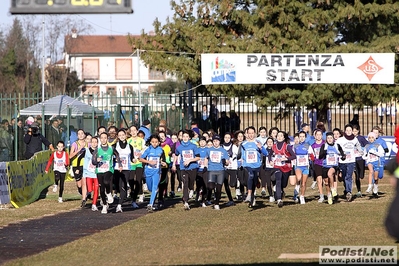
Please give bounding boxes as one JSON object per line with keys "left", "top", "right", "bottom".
{"left": 52, "top": 185, "right": 58, "bottom": 193}
{"left": 311, "top": 181, "right": 317, "bottom": 190}
{"left": 58, "top": 197, "right": 63, "bottom": 203}
{"left": 214, "top": 204, "right": 220, "bottom": 210}
{"left": 201, "top": 202, "right": 207, "bottom": 208}
{"left": 189, "top": 190, "right": 194, "bottom": 199}
{"left": 373, "top": 184, "right": 379, "bottom": 194}
{"left": 269, "top": 196, "right": 275, "bottom": 203}
{"left": 235, "top": 188, "right": 241, "bottom": 196}
{"left": 252, "top": 197, "right": 256, "bottom": 207}
{"left": 116, "top": 204, "right": 123, "bottom": 213}
{"left": 244, "top": 194, "right": 251, "bottom": 202}
{"left": 91, "top": 204, "right": 98, "bottom": 211}
{"left": 132, "top": 202, "right": 139, "bottom": 209}
{"left": 138, "top": 194, "right": 144, "bottom": 203}
{"left": 101, "top": 205, "right": 108, "bottom": 214}
{"left": 177, "top": 187, "right": 182, "bottom": 192}
{"left": 300, "top": 196, "right": 305, "bottom": 204}
{"left": 272, "top": 185, "right": 276, "bottom": 192}
{"left": 318, "top": 195, "right": 325, "bottom": 203}
{"left": 183, "top": 202, "right": 190, "bottom": 210}
{"left": 143, "top": 183, "right": 148, "bottom": 191}
{"left": 366, "top": 184, "right": 373, "bottom": 193}
{"left": 106, "top": 193, "right": 114, "bottom": 204}
{"left": 331, "top": 188, "right": 338, "bottom": 197}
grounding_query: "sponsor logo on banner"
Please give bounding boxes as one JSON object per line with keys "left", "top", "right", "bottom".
{"left": 211, "top": 57, "right": 236, "bottom": 83}
{"left": 357, "top": 56, "right": 383, "bottom": 81}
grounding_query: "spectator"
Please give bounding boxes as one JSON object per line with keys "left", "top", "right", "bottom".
{"left": 308, "top": 108, "right": 317, "bottom": 132}
{"left": 24, "top": 122, "right": 54, "bottom": 159}
{"left": 0, "top": 120, "right": 12, "bottom": 161}
{"left": 47, "top": 118, "right": 62, "bottom": 146}
{"left": 167, "top": 104, "right": 181, "bottom": 133}
{"left": 294, "top": 107, "right": 303, "bottom": 132}
{"left": 217, "top": 111, "right": 231, "bottom": 137}
{"left": 150, "top": 111, "right": 160, "bottom": 133}
{"left": 57, "top": 117, "right": 67, "bottom": 143}
{"left": 376, "top": 103, "right": 385, "bottom": 125}
{"left": 16, "top": 119, "right": 25, "bottom": 160}
{"left": 229, "top": 110, "right": 240, "bottom": 132}
{"left": 327, "top": 107, "right": 332, "bottom": 131}
{"left": 349, "top": 114, "right": 360, "bottom": 128}
{"left": 198, "top": 105, "right": 211, "bottom": 132}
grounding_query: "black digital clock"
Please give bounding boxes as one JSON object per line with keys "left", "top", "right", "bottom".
{"left": 10, "top": 0, "right": 133, "bottom": 14}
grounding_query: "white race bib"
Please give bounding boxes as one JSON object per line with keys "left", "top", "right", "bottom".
{"left": 296, "top": 155, "right": 309, "bottom": 167}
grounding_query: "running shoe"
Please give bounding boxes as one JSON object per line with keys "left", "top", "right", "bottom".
{"left": 300, "top": 196, "right": 305, "bottom": 205}
{"left": 293, "top": 189, "right": 299, "bottom": 202}
{"left": 235, "top": 188, "right": 242, "bottom": 197}
{"left": 143, "top": 183, "right": 148, "bottom": 191}
{"left": 58, "top": 197, "right": 63, "bottom": 203}
{"left": 52, "top": 185, "right": 58, "bottom": 193}
{"left": 132, "top": 202, "right": 139, "bottom": 209}
{"left": 201, "top": 203, "right": 207, "bottom": 208}
{"left": 106, "top": 193, "right": 114, "bottom": 204}
{"left": 356, "top": 191, "right": 362, "bottom": 198}
{"left": 252, "top": 197, "right": 256, "bottom": 207}
{"left": 318, "top": 195, "right": 325, "bottom": 203}
{"left": 366, "top": 184, "right": 373, "bottom": 193}
{"left": 244, "top": 194, "right": 251, "bottom": 203}
{"left": 138, "top": 194, "right": 144, "bottom": 203}
{"left": 311, "top": 181, "right": 317, "bottom": 190}
{"left": 269, "top": 196, "right": 275, "bottom": 203}
{"left": 327, "top": 195, "right": 333, "bottom": 205}
{"left": 346, "top": 192, "right": 352, "bottom": 202}
{"left": 86, "top": 192, "right": 92, "bottom": 200}
{"left": 225, "top": 201, "right": 235, "bottom": 207}
{"left": 80, "top": 200, "right": 86, "bottom": 208}
{"left": 177, "top": 187, "right": 182, "bottom": 192}
{"left": 277, "top": 199, "right": 283, "bottom": 208}
{"left": 146, "top": 204, "right": 153, "bottom": 212}
{"left": 214, "top": 204, "right": 220, "bottom": 210}
{"left": 116, "top": 204, "right": 123, "bottom": 213}
{"left": 331, "top": 188, "right": 338, "bottom": 197}
{"left": 184, "top": 202, "right": 190, "bottom": 210}
{"left": 91, "top": 204, "right": 98, "bottom": 211}
{"left": 373, "top": 184, "right": 379, "bottom": 195}
{"left": 101, "top": 204, "right": 108, "bottom": 214}
{"left": 169, "top": 191, "right": 175, "bottom": 198}
{"left": 189, "top": 190, "right": 194, "bottom": 199}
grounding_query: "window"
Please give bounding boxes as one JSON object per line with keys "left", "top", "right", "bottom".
{"left": 123, "top": 86, "right": 134, "bottom": 96}
{"left": 85, "top": 85, "right": 99, "bottom": 96}
{"left": 82, "top": 59, "right": 99, "bottom": 79}
{"left": 115, "top": 58, "right": 132, "bottom": 80}
{"left": 149, "top": 68, "right": 165, "bottom": 80}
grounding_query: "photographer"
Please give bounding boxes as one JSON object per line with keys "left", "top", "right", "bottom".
{"left": 24, "top": 122, "right": 54, "bottom": 160}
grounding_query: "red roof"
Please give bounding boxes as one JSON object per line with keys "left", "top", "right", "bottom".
{"left": 65, "top": 35, "right": 138, "bottom": 55}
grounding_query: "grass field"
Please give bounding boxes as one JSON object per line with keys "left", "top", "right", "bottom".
{"left": 1, "top": 174, "right": 398, "bottom": 266}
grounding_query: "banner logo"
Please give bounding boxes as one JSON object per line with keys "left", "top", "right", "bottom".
{"left": 319, "top": 246, "right": 397, "bottom": 264}
{"left": 358, "top": 56, "right": 383, "bottom": 81}
{"left": 211, "top": 57, "right": 236, "bottom": 83}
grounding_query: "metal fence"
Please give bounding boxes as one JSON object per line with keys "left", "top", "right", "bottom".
{"left": 0, "top": 92, "right": 396, "bottom": 162}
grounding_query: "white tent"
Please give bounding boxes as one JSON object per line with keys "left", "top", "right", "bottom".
{"left": 19, "top": 95, "right": 103, "bottom": 116}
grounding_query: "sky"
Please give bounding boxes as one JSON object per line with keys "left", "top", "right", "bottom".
{"left": 0, "top": 1, "right": 174, "bottom": 35}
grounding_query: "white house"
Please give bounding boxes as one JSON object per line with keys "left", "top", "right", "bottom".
{"left": 64, "top": 33, "right": 174, "bottom": 108}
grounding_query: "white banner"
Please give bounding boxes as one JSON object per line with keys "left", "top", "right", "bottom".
{"left": 201, "top": 53, "right": 395, "bottom": 85}
{"left": 0, "top": 162, "right": 10, "bottom": 204}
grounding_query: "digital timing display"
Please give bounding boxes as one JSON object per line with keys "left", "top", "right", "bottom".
{"left": 10, "top": 0, "right": 133, "bottom": 14}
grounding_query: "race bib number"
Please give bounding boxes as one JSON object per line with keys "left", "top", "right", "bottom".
{"left": 182, "top": 150, "right": 194, "bottom": 162}
{"left": 326, "top": 154, "right": 338, "bottom": 166}
{"left": 55, "top": 159, "right": 64, "bottom": 168}
{"left": 354, "top": 149, "right": 361, "bottom": 157}
{"left": 88, "top": 162, "right": 96, "bottom": 173}
{"left": 245, "top": 150, "right": 257, "bottom": 164}
{"left": 345, "top": 151, "right": 352, "bottom": 161}
{"left": 120, "top": 156, "right": 128, "bottom": 169}
{"left": 98, "top": 161, "right": 110, "bottom": 173}
{"left": 296, "top": 155, "right": 309, "bottom": 167}
{"left": 274, "top": 155, "right": 285, "bottom": 166}
{"left": 198, "top": 158, "right": 205, "bottom": 169}
{"left": 134, "top": 150, "right": 141, "bottom": 159}
{"left": 314, "top": 147, "right": 320, "bottom": 159}
{"left": 265, "top": 157, "right": 273, "bottom": 168}
{"left": 210, "top": 151, "right": 222, "bottom": 163}
{"left": 148, "top": 156, "right": 159, "bottom": 169}
{"left": 369, "top": 153, "right": 378, "bottom": 162}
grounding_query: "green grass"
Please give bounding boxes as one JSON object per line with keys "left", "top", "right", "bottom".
{"left": 2, "top": 176, "right": 398, "bottom": 266}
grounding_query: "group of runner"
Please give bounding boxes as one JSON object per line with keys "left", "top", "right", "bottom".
{"left": 44, "top": 120, "right": 389, "bottom": 213}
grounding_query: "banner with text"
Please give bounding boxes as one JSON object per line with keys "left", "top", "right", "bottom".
{"left": 0, "top": 162, "right": 10, "bottom": 204}
{"left": 201, "top": 53, "right": 395, "bottom": 85}
{"left": 9, "top": 150, "right": 53, "bottom": 208}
